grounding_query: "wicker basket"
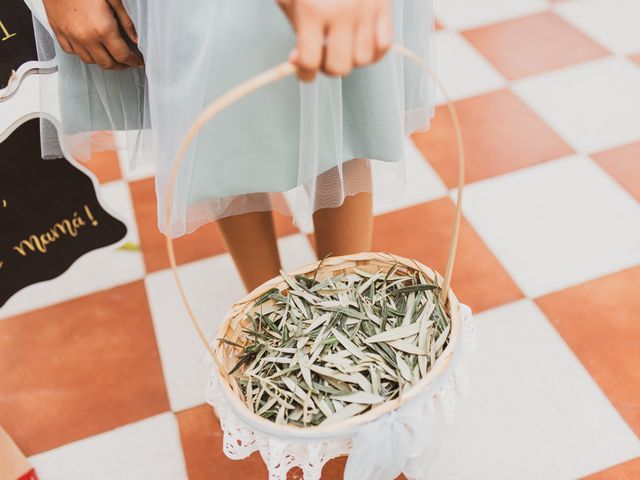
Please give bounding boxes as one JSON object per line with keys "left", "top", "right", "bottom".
{"left": 164, "top": 44, "right": 468, "bottom": 478}
{"left": 213, "top": 252, "right": 462, "bottom": 437}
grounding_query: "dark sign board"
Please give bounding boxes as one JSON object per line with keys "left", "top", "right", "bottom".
{"left": 0, "top": 118, "right": 127, "bottom": 307}
{"left": 0, "top": 0, "right": 38, "bottom": 90}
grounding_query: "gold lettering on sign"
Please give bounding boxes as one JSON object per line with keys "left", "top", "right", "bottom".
{"left": 0, "top": 20, "right": 17, "bottom": 41}
{"left": 85, "top": 204, "right": 98, "bottom": 226}
{"left": 12, "top": 205, "right": 100, "bottom": 256}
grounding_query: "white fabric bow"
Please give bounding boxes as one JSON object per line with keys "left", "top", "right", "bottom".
{"left": 344, "top": 398, "right": 443, "bottom": 480}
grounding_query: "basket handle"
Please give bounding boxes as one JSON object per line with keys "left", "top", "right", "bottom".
{"left": 164, "top": 44, "right": 465, "bottom": 363}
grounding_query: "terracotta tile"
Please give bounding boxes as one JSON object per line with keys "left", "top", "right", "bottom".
{"left": 320, "top": 457, "right": 348, "bottom": 479}
{"left": 463, "top": 12, "right": 609, "bottom": 80}
{"left": 583, "top": 457, "right": 640, "bottom": 480}
{"left": 314, "top": 197, "right": 525, "bottom": 312}
{"left": 176, "top": 404, "right": 268, "bottom": 480}
{"left": 318, "top": 458, "right": 408, "bottom": 479}
{"left": 129, "top": 178, "right": 224, "bottom": 273}
{"left": 72, "top": 131, "right": 120, "bottom": 181}
{"left": 592, "top": 141, "right": 640, "bottom": 201}
{"left": 536, "top": 266, "right": 640, "bottom": 437}
{"left": 81, "top": 150, "right": 122, "bottom": 184}
{"left": 129, "top": 177, "right": 300, "bottom": 273}
{"left": 372, "top": 198, "right": 523, "bottom": 312}
{"left": 412, "top": 89, "right": 573, "bottom": 188}
{"left": 0, "top": 281, "right": 169, "bottom": 455}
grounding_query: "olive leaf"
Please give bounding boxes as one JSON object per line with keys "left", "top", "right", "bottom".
{"left": 222, "top": 262, "right": 452, "bottom": 426}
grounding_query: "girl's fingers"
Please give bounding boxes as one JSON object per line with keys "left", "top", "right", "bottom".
{"left": 89, "top": 42, "right": 127, "bottom": 69}
{"left": 324, "top": 22, "right": 354, "bottom": 77}
{"left": 102, "top": 30, "right": 144, "bottom": 67}
{"left": 373, "top": 6, "right": 392, "bottom": 61}
{"left": 70, "top": 43, "right": 95, "bottom": 65}
{"left": 354, "top": 19, "right": 375, "bottom": 67}
{"left": 56, "top": 33, "right": 75, "bottom": 55}
{"left": 286, "top": 0, "right": 392, "bottom": 80}
{"left": 293, "top": 16, "right": 324, "bottom": 82}
{"left": 107, "top": 0, "right": 138, "bottom": 44}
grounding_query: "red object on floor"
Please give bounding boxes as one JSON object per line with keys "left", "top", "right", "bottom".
{"left": 17, "top": 469, "right": 38, "bottom": 480}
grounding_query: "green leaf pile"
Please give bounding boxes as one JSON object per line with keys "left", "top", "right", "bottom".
{"left": 220, "top": 262, "right": 451, "bottom": 427}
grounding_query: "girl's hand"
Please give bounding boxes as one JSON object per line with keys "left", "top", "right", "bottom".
{"left": 278, "top": 0, "right": 392, "bottom": 81}
{"left": 43, "top": 0, "right": 144, "bottom": 70}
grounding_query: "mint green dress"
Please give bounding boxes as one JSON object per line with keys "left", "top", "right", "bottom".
{"left": 33, "top": 0, "right": 435, "bottom": 237}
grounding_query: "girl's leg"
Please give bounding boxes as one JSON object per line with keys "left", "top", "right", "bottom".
{"left": 312, "top": 158, "right": 374, "bottom": 258}
{"left": 217, "top": 195, "right": 281, "bottom": 292}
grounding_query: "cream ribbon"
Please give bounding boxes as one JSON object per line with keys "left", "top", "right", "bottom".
{"left": 344, "top": 397, "right": 443, "bottom": 480}
{"left": 343, "top": 311, "right": 468, "bottom": 480}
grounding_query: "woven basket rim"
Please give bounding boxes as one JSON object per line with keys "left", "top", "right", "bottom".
{"left": 211, "top": 251, "right": 462, "bottom": 438}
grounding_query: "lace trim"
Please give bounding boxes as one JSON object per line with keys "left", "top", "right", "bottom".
{"left": 205, "top": 303, "right": 476, "bottom": 480}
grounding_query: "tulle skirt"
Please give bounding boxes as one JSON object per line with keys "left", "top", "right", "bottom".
{"left": 30, "top": 0, "right": 435, "bottom": 237}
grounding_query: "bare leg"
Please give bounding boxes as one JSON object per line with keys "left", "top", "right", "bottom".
{"left": 216, "top": 196, "right": 281, "bottom": 292}
{"left": 312, "top": 159, "right": 373, "bottom": 258}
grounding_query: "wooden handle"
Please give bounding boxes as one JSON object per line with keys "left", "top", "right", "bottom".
{"left": 164, "top": 44, "right": 465, "bottom": 363}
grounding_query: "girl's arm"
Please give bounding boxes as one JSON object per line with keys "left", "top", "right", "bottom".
{"left": 278, "top": 0, "right": 392, "bottom": 81}
{"left": 42, "top": 0, "right": 143, "bottom": 70}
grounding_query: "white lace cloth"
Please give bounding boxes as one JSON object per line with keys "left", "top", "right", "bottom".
{"left": 205, "top": 303, "right": 477, "bottom": 480}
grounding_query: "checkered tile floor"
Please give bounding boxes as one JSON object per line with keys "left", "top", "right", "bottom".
{"left": 1, "top": 0, "right": 640, "bottom": 478}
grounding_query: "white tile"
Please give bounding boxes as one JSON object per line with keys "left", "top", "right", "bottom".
{"left": 373, "top": 139, "right": 447, "bottom": 216}
{"left": 429, "top": 300, "right": 640, "bottom": 480}
{"left": 29, "top": 413, "right": 187, "bottom": 480}
{"left": 0, "top": 180, "right": 145, "bottom": 319}
{"left": 554, "top": 0, "right": 640, "bottom": 55}
{"left": 278, "top": 233, "right": 318, "bottom": 271}
{"left": 457, "top": 155, "right": 640, "bottom": 298}
{"left": 513, "top": 56, "right": 640, "bottom": 153}
{"left": 145, "top": 254, "right": 245, "bottom": 411}
{"left": 434, "top": 0, "right": 548, "bottom": 30}
{"left": 432, "top": 31, "right": 506, "bottom": 104}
